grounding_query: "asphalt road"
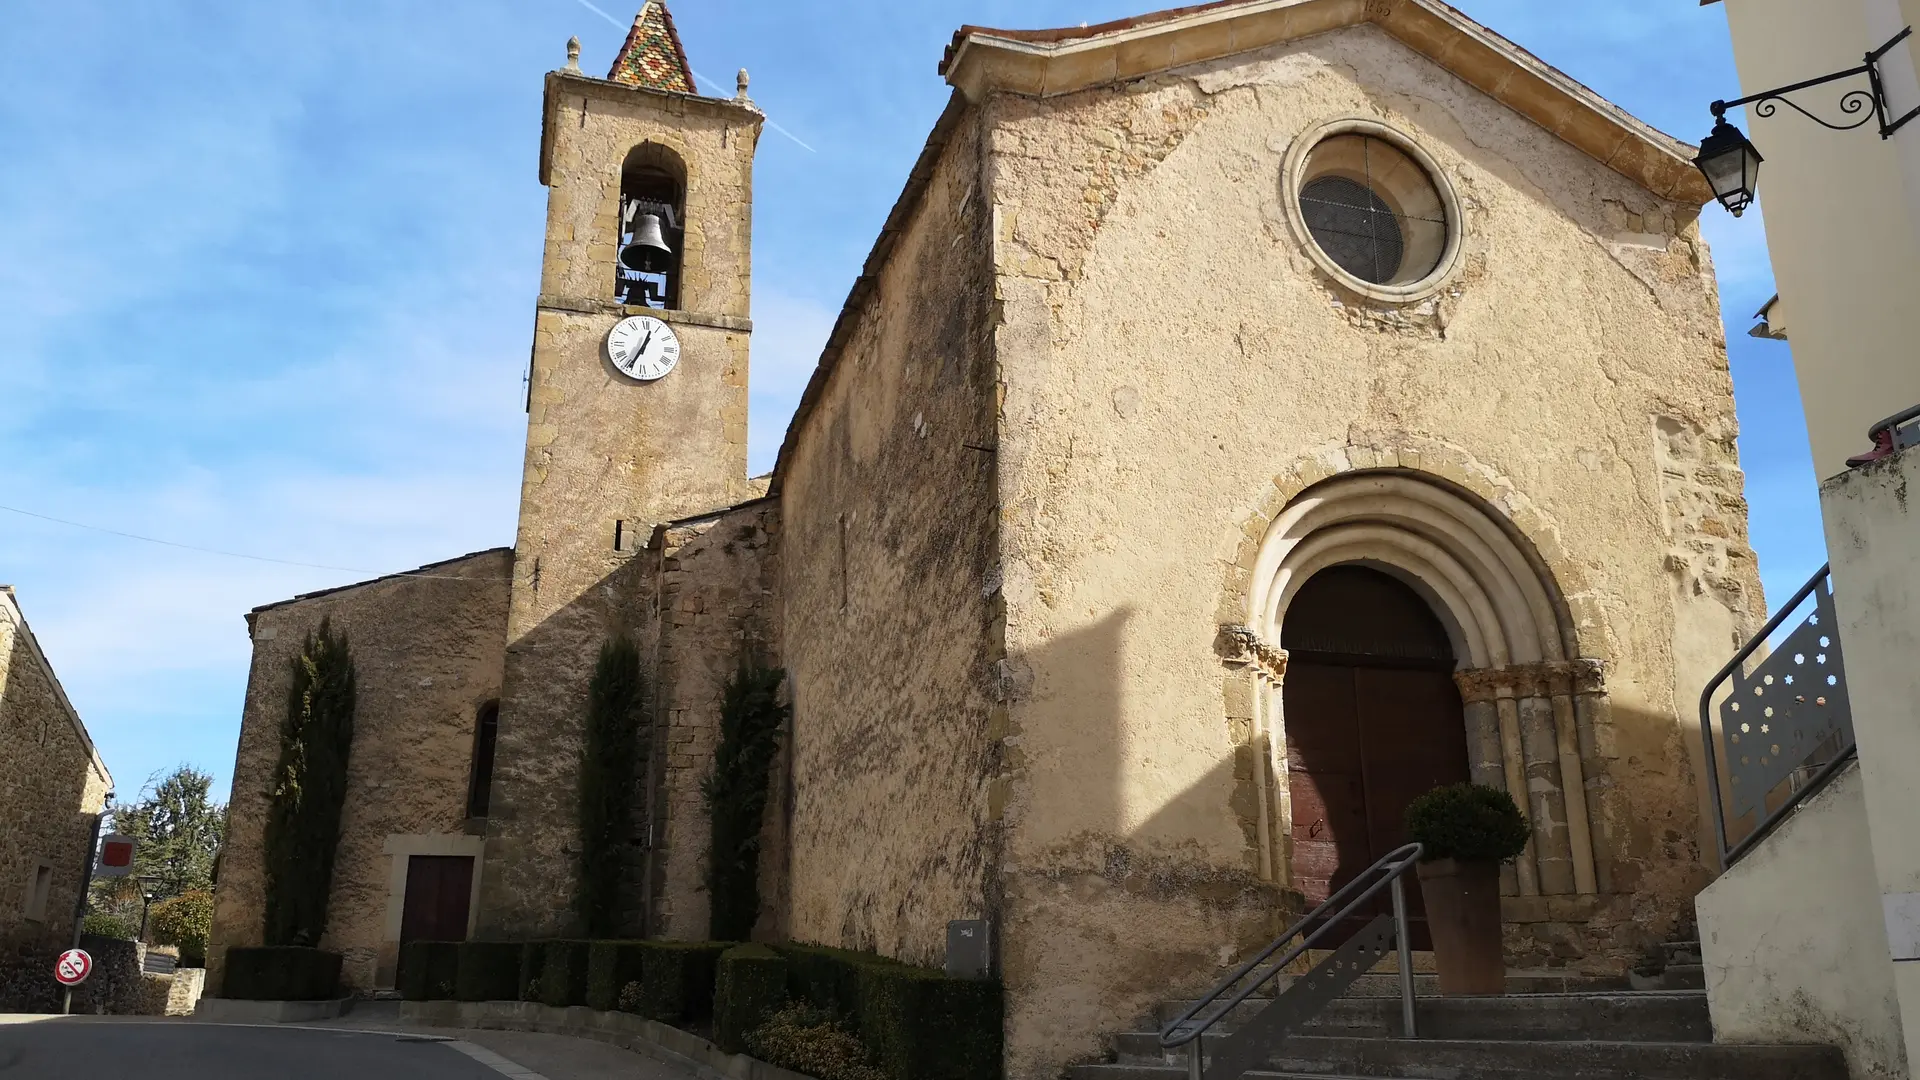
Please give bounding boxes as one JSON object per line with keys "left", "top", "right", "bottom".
{"left": 0, "top": 1022, "right": 516, "bottom": 1080}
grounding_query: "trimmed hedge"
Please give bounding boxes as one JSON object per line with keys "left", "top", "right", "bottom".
{"left": 585, "top": 941, "right": 649, "bottom": 1013}
{"left": 540, "top": 940, "right": 592, "bottom": 1008}
{"left": 715, "top": 944, "right": 788, "bottom": 1054}
{"left": 222, "top": 946, "right": 342, "bottom": 1001}
{"left": 456, "top": 941, "right": 524, "bottom": 1002}
{"left": 634, "top": 941, "right": 730, "bottom": 1023}
{"left": 518, "top": 941, "right": 548, "bottom": 1001}
{"left": 399, "top": 941, "right": 461, "bottom": 1002}
{"left": 774, "top": 943, "right": 1002, "bottom": 1080}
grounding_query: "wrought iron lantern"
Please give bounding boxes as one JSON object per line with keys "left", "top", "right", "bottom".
{"left": 1699, "top": 25, "right": 1920, "bottom": 216}
{"left": 1695, "top": 112, "right": 1764, "bottom": 217}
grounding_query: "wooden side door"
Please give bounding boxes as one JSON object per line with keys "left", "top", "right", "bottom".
{"left": 400, "top": 855, "right": 474, "bottom": 945}
{"left": 1286, "top": 661, "right": 1379, "bottom": 943}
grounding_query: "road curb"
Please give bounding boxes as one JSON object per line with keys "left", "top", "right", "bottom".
{"left": 399, "top": 1000, "right": 813, "bottom": 1080}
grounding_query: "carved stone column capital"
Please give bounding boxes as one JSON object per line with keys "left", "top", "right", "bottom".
{"left": 1217, "top": 624, "right": 1287, "bottom": 683}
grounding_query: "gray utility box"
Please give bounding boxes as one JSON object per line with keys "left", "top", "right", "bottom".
{"left": 945, "top": 919, "right": 993, "bottom": 980}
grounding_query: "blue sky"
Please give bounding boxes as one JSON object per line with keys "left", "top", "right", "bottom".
{"left": 0, "top": 1, "right": 1818, "bottom": 805}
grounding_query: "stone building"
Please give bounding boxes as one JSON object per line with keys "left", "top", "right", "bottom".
{"left": 208, "top": 0, "right": 1765, "bottom": 1075}
{"left": 0, "top": 586, "right": 113, "bottom": 959}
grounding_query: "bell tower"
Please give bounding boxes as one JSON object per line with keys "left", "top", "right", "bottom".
{"left": 477, "top": 1, "right": 762, "bottom": 937}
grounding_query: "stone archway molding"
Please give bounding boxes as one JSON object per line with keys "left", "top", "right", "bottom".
{"left": 1217, "top": 437, "right": 1608, "bottom": 899}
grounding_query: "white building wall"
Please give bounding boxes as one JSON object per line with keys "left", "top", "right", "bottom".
{"left": 1698, "top": 761, "right": 1908, "bottom": 1079}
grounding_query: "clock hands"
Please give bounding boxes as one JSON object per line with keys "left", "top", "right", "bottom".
{"left": 638, "top": 327, "right": 655, "bottom": 356}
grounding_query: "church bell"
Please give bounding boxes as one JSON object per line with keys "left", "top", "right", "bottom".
{"left": 620, "top": 212, "right": 673, "bottom": 273}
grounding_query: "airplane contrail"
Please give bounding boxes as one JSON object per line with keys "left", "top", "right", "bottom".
{"left": 566, "top": 0, "right": 817, "bottom": 152}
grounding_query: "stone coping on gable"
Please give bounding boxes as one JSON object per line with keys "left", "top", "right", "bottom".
{"left": 940, "top": 0, "right": 1713, "bottom": 205}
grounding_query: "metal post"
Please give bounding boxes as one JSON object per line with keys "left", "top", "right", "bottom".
{"left": 1188, "top": 1038, "right": 1204, "bottom": 1080}
{"left": 63, "top": 809, "right": 105, "bottom": 1016}
{"left": 1391, "top": 874, "right": 1417, "bottom": 1039}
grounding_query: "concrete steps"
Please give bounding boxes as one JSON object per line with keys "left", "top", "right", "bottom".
{"left": 1153, "top": 991, "right": 1712, "bottom": 1042}
{"left": 1082, "top": 938, "right": 1849, "bottom": 1080}
{"left": 1071, "top": 1037, "right": 1847, "bottom": 1080}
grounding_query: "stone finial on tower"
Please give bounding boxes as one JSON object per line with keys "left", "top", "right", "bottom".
{"left": 735, "top": 68, "right": 751, "bottom": 102}
{"left": 565, "top": 36, "right": 582, "bottom": 73}
{"left": 607, "top": 1, "right": 696, "bottom": 94}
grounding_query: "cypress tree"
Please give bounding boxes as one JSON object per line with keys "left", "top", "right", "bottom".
{"left": 262, "top": 617, "right": 357, "bottom": 948}
{"left": 703, "top": 662, "right": 788, "bottom": 942}
{"left": 577, "top": 634, "right": 647, "bottom": 937}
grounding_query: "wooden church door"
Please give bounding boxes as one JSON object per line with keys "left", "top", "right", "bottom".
{"left": 1281, "top": 565, "right": 1471, "bottom": 950}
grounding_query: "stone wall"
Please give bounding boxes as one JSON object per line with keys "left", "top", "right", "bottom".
{"left": 480, "top": 72, "right": 764, "bottom": 940}
{"left": 0, "top": 587, "right": 111, "bottom": 962}
{"left": 977, "top": 23, "right": 1760, "bottom": 1076}
{"left": 775, "top": 101, "right": 1004, "bottom": 967}
{"left": 206, "top": 549, "right": 511, "bottom": 994}
{"left": 643, "top": 499, "right": 781, "bottom": 941}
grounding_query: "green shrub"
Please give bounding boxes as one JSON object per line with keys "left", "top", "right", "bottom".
{"left": 703, "top": 663, "right": 788, "bottom": 940}
{"left": 398, "top": 941, "right": 461, "bottom": 1001}
{"left": 518, "top": 941, "right": 548, "bottom": 1001}
{"left": 771, "top": 943, "right": 1002, "bottom": 1080}
{"left": 746, "top": 1003, "right": 886, "bottom": 1080}
{"left": 150, "top": 889, "right": 214, "bottom": 966}
{"left": 222, "top": 946, "right": 341, "bottom": 1000}
{"left": 262, "top": 618, "right": 356, "bottom": 947}
{"left": 715, "top": 944, "right": 788, "bottom": 1053}
{"left": 777, "top": 943, "right": 897, "bottom": 1019}
{"left": 854, "top": 962, "right": 1003, "bottom": 1080}
{"left": 540, "top": 940, "right": 592, "bottom": 1008}
{"left": 1405, "top": 782, "right": 1532, "bottom": 864}
{"left": 585, "top": 941, "right": 648, "bottom": 1012}
{"left": 577, "top": 637, "right": 648, "bottom": 937}
{"left": 456, "top": 942, "right": 524, "bottom": 1002}
{"left": 633, "top": 941, "right": 729, "bottom": 1023}
{"left": 81, "top": 913, "right": 134, "bottom": 940}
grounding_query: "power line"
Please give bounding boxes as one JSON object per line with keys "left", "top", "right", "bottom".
{"left": 0, "top": 502, "right": 493, "bottom": 583}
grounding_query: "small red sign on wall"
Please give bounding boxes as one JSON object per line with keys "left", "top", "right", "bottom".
{"left": 95, "top": 833, "right": 135, "bottom": 878}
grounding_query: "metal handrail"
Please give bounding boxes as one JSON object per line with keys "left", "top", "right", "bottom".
{"left": 1159, "top": 843, "right": 1422, "bottom": 1076}
{"left": 1698, "top": 562, "right": 1856, "bottom": 868}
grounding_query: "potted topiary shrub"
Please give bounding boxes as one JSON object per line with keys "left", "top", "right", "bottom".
{"left": 1404, "top": 782, "right": 1531, "bottom": 996}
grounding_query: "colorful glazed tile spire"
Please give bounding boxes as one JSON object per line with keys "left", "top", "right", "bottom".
{"left": 607, "top": 2, "right": 696, "bottom": 94}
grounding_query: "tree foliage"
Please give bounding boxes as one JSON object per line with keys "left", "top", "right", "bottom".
{"left": 703, "top": 662, "right": 788, "bottom": 941}
{"left": 262, "top": 617, "right": 357, "bottom": 947}
{"left": 88, "top": 765, "right": 226, "bottom": 929}
{"left": 150, "top": 889, "right": 214, "bottom": 965}
{"left": 576, "top": 634, "right": 648, "bottom": 937}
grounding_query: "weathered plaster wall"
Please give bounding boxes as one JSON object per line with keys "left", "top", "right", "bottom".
{"left": 0, "top": 588, "right": 111, "bottom": 957}
{"left": 206, "top": 550, "right": 510, "bottom": 994}
{"left": 777, "top": 104, "right": 1003, "bottom": 967}
{"left": 983, "top": 24, "right": 1761, "bottom": 1076}
{"left": 482, "top": 75, "right": 763, "bottom": 938}
{"left": 1698, "top": 761, "right": 1906, "bottom": 1080}
{"left": 643, "top": 500, "right": 782, "bottom": 942}
{"left": 1821, "top": 444, "right": 1920, "bottom": 1071}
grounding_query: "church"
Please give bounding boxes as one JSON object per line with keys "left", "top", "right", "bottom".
{"left": 206, "top": 1, "right": 1762, "bottom": 1076}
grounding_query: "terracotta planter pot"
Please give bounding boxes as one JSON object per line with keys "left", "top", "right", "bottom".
{"left": 1415, "top": 857, "right": 1505, "bottom": 996}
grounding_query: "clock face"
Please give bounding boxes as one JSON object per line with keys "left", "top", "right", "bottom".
{"left": 606, "top": 315, "right": 681, "bottom": 382}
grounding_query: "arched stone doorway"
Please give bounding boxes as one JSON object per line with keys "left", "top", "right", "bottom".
{"left": 1283, "top": 565, "right": 1471, "bottom": 948}
{"left": 1227, "top": 470, "right": 1607, "bottom": 910}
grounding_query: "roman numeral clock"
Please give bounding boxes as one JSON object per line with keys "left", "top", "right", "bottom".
{"left": 606, "top": 315, "right": 681, "bottom": 382}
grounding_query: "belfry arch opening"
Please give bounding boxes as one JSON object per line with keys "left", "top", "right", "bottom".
{"left": 616, "top": 142, "right": 687, "bottom": 309}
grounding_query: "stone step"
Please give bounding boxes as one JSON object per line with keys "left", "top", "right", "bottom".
{"left": 1630, "top": 964, "right": 1706, "bottom": 992}
{"left": 1075, "top": 1036, "right": 1847, "bottom": 1080}
{"left": 1232, "top": 970, "right": 1628, "bottom": 1000}
{"left": 1662, "top": 940, "right": 1704, "bottom": 965}
{"left": 1152, "top": 991, "right": 1710, "bottom": 1044}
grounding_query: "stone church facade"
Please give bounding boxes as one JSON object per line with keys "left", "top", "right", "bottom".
{"left": 207, "top": 1, "right": 1761, "bottom": 1075}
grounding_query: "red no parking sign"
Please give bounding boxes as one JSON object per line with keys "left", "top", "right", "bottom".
{"left": 54, "top": 948, "right": 91, "bottom": 986}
